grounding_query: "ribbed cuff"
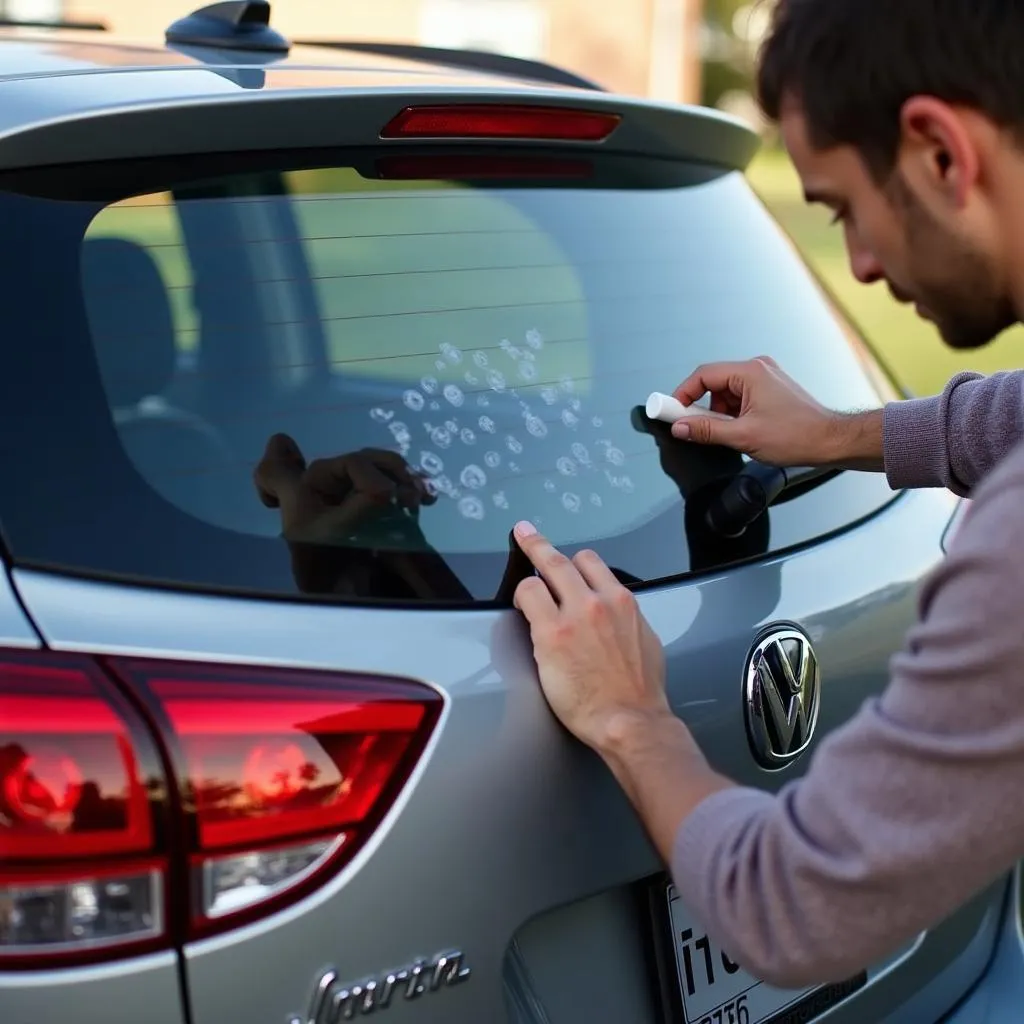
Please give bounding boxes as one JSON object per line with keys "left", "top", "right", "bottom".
{"left": 882, "top": 396, "right": 947, "bottom": 491}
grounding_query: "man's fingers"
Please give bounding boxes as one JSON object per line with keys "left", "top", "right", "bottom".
{"left": 673, "top": 359, "right": 769, "bottom": 411}
{"left": 671, "top": 414, "right": 747, "bottom": 449}
{"left": 673, "top": 362, "right": 743, "bottom": 405}
{"left": 572, "top": 548, "right": 622, "bottom": 594}
{"left": 512, "top": 522, "right": 590, "bottom": 602}
{"left": 513, "top": 575, "right": 558, "bottom": 624}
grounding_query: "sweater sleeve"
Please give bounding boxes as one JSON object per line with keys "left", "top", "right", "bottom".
{"left": 883, "top": 370, "right": 1024, "bottom": 495}
{"left": 671, "top": 447, "right": 1024, "bottom": 990}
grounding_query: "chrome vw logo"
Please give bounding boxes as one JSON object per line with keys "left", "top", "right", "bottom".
{"left": 743, "top": 628, "right": 821, "bottom": 769}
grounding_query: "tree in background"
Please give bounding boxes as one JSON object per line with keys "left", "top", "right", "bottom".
{"left": 701, "top": 0, "right": 772, "bottom": 135}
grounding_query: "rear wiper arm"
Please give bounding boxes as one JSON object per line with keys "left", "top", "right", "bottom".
{"left": 705, "top": 462, "right": 835, "bottom": 538}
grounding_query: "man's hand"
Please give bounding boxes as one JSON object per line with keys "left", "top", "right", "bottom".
{"left": 671, "top": 357, "right": 884, "bottom": 470}
{"left": 511, "top": 520, "right": 735, "bottom": 862}
{"left": 510, "top": 520, "right": 672, "bottom": 751}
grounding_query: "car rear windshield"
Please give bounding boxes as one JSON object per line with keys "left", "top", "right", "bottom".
{"left": 0, "top": 148, "right": 895, "bottom": 605}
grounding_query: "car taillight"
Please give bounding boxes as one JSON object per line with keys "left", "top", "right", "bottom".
{"left": 380, "top": 104, "right": 622, "bottom": 141}
{"left": 0, "top": 653, "right": 166, "bottom": 965}
{"left": 0, "top": 651, "right": 442, "bottom": 965}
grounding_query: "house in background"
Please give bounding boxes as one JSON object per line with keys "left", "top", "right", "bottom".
{"left": 2, "top": 0, "right": 703, "bottom": 103}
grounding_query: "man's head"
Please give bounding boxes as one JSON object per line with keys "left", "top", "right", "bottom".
{"left": 756, "top": 0, "right": 1024, "bottom": 349}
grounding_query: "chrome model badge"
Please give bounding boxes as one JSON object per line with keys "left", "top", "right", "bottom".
{"left": 743, "top": 627, "right": 821, "bottom": 769}
{"left": 289, "top": 951, "right": 471, "bottom": 1023}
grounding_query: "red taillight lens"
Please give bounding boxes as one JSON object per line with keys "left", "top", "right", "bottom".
{"left": 0, "top": 650, "right": 442, "bottom": 964}
{"left": 0, "top": 653, "right": 165, "bottom": 964}
{"left": 380, "top": 104, "right": 621, "bottom": 141}
{"left": 108, "top": 660, "right": 441, "bottom": 936}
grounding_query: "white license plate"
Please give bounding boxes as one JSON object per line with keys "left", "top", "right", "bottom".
{"left": 666, "top": 885, "right": 818, "bottom": 1024}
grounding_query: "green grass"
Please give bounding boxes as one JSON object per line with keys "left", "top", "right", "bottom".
{"left": 746, "top": 147, "right": 1024, "bottom": 396}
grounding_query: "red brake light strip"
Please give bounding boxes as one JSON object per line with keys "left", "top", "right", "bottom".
{"left": 380, "top": 104, "right": 622, "bottom": 141}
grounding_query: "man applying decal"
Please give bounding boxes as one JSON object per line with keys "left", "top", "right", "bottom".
{"left": 511, "top": 0, "right": 1024, "bottom": 989}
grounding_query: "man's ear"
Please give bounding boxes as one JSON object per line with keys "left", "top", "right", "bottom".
{"left": 898, "top": 96, "right": 979, "bottom": 208}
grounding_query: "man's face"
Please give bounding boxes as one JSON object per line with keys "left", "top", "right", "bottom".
{"left": 779, "top": 103, "right": 1017, "bottom": 350}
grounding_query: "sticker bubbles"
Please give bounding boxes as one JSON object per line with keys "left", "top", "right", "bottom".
{"left": 460, "top": 465, "right": 487, "bottom": 491}
{"left": 439, "top": 342, "right": 463, "bottom": 365}
{"left": 420, "top": 451, "right": 444, "bottom": 477}
{"left": 571, "top": 442, "right": 591, "bottom": 465}
{"left": 524, "top": 414, "right": 548, "bottom": 439}
{"left": 459, "top": 495, "right": 485, "bottom": 521}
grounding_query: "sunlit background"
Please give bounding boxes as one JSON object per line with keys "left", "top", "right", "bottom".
{"left": 5, "top": 0, "right": 1021, "bottom": 396}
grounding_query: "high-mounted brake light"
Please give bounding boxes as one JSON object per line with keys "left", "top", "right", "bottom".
{"left": 380, "top": 104, "right": 621, "bottom": 141}
{"left": 0, "top": 650, "right": 442, "bottom": 965}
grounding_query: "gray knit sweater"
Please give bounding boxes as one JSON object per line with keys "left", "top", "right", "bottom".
{"left": 673, "top": 370, "right": 1024, "bottom": 988}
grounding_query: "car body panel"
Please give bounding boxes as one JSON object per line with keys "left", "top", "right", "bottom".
{"left": 1, "top": 952, "right": 186, "bottom": 1024}
{"left": 10, "top": 485, "right": 985, "bottom": 1024}
{"left": 941, "top": 869, "right": 1024, "bottom": 1024}
{"left": 0, "top": 565, "right": 40, "bottom": 648}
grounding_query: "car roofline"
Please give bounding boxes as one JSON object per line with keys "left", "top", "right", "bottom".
{"left": 292, "top": 40, "right": 604, "bottom": 93}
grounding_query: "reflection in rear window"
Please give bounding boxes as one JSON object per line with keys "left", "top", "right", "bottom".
{"left": 0, "top": 154, "right": 894, "bottom": 603}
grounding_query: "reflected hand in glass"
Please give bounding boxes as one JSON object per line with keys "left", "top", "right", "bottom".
{"left": 254, "top": 433, "right": 456, "bottom": 597}
{"left": 254, "top": 433, "right": 435, "bottom": 545}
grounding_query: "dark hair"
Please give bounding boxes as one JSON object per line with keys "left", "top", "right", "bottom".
{"left": 756, "top": 0, "right": 1024, "bottom": 179}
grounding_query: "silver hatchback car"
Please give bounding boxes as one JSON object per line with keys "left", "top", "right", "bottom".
{"left": 1, "top": 4, "right": 1022, "bottom": 1024}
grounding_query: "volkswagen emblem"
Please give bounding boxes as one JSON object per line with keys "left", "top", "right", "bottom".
{"left": 744, "top": 627, "right": 821, "bottom": 769}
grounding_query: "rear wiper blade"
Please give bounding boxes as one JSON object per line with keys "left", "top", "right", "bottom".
{"left": 705, "top": 462, "right": 836, "bottom": 538}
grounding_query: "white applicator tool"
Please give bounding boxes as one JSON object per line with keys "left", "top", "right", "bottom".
{"left": 645, "top": 392, "right": 734, "bottom": 425}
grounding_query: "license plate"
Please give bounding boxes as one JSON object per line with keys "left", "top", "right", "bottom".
{"left": 665, "top": 886, "right": 862, "bottom": 1024}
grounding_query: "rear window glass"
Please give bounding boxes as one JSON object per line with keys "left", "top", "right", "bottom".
{"left": 0, "top": 151, "right": 895, "bottom": 603}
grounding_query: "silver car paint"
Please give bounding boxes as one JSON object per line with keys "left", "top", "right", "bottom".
{"left": 7, "top": 483, "right": 1003, "bottom": 1024}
